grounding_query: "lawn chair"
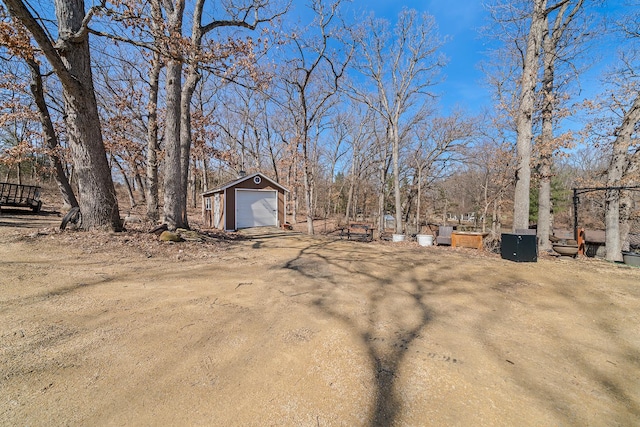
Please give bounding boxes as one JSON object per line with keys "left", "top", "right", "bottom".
{"left": 436, "top": 226, "right": 453, "bottom": 246}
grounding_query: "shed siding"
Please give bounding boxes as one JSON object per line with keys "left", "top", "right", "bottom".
{"left": 278, "top": 191, "right": 285, "bottom": 224}
{"left": 226, "top": 188, "right": 235, "bottom": 230}
{"left": 217, "top": 193, "right": 225, "bottom": 229}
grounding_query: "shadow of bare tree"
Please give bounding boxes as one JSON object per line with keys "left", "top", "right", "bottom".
{"left": 279, "top": 239, "right": 459, "bottom": 426}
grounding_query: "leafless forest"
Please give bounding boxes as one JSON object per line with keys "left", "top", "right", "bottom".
{"left": 1, "top": 0, "right": 638, "bottom": 258}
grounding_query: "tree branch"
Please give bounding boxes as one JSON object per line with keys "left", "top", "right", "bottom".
{"left": 57, "top": 1, "right": 105, "bottom": 46}
{"left": 3, "top": 0, "right": 76, "bottom": 89}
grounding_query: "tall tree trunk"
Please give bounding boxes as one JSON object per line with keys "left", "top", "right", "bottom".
{"left": 145, "top": 58, "right": 161, "bottom": 221}
{"left": 391, "top": 125, "right": 403, "bottom": 234}
{"left": 537, "top": 159, "right": 553, "bottom": 247}
{"left": 619, "top": 190, "right": 633, "bottom": 252}
{"left": 537, "top": 14, "right": 555, "bottom": 249}
{"left": 112, "top": 155, "right": 135, "bottom": 210}
{"left": 55, "top": 0, "right": 121, "bottom": 229}
{"left": 537, "top": 0, "right": 583, "bottom": 250}
{"left": 345, "top": 176, "right": 355, "bottom": 223}
{"left": 416, "top": 164, "right": 422, "bottom": 229}
{"left": 7, "top": 0, "right": 122, "bottom": 230}
{"left": 134, "top": 170, "right": 146, "bottom": 203}
{"left": 301, "top": 135, "right": 315, "bottom": 235}
{"left": 288, "top": 161, "right": 298, "bottom": 224}
{"left": 189, "top": 164, "right": 197, "bottom": 209}
{"left": 605, "top": 96, "right": 640, "bottom": 261}
{"left": 163, "top": 58, "right": 185, "bottom": 229}
{"left": 202, "top": 157, "right": 210, "bottom": 192}
{"left": 178, "top": 66, "right": 200, "bottom": 227}
{"left": 604, "top": 188, "right": 622, "bottom": 261}
{"left": 345, "top": 146, "right": 358, "bottom": 223}
{"left": 513, "top": 0, "right": 547, "bottom": 231}
{"left": 492, "top": 198, "right": 502, "bottom": 239}
{"left": 179, "top": 0, "right": 206, "bottom": 219}
{"left": 482, "top": 174, "right": 490, "bottom": 233}
{"left": 378, "top": 168, "right": 385, "bottom": 233}
{"left": 161, "top": 0, "right": 186, "bottom": 230}
{"left": 377, "top": 154, "right": 390, "bottom": 234}
{"left": 303, "top": 158, "right": 314, "bottom": 234}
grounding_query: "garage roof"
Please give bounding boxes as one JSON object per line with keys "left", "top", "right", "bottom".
{"left": 201, "top": 172, "right": 288, "bottom": 197}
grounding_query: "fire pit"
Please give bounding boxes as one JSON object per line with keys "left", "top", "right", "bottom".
{"left": 622, "top": 251, "right": 640, "bottom": 267}
{"left": 553, "top": 244, "right": 579, "bottom": 258}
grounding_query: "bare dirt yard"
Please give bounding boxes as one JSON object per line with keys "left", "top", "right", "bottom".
{"left": 1, "top": 210, "right": 639, "bottom": 426}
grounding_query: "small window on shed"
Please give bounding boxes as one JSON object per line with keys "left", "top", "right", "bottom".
{"left": 205, "top": 197, "right": 212, "bottom": 211}
{"left": 253, "top": 176, "right": 262, "bottom": 185}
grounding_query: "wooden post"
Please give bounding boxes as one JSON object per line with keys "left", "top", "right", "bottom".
{"left": 578, "top": 227, "right": 585, "bottom": 256}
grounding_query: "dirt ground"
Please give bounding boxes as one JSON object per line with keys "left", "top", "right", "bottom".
{"left": 1, "top": 210, "right": 639, "bottom": 426}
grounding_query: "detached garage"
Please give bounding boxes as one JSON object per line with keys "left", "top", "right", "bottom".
{"left": 202, "top": 172, "right": 288, "bottom": 231}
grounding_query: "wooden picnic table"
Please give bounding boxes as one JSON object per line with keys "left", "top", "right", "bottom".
{"left": 339, "top": 222, "right": 374, "bottom": 242}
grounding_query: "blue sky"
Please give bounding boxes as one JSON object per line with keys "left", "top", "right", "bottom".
{"left": 284, "top": 1, "right": 632, "bottom": 117}
{"left": 345, "top": 0, "right": 494, "bottom": 114}
{"left": 310, "top": 1, "right": 631, "bottom": 116}
{"left": 284, "top": 1, "right": 492, "bottom": 113}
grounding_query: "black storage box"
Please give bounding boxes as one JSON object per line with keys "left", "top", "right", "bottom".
{"left": 501, "top": 233, "right": 537, "bottom": 262}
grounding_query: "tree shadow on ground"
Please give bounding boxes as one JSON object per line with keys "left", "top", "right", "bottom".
{"left": 274, "top": 236, "right": 640, "bottom": 425}
{"left": 279, "top": 238, "right": 464, "bottom": 426}
{"left": 0, "top": 209, "right": 60, "bottom": 229}
{"left": 474, "top": 266, "right": 640, "bottom": 425}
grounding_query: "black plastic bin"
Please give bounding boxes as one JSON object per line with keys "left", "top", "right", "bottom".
{"left": 501, "top": 233, "right": 537, "bottom": 262}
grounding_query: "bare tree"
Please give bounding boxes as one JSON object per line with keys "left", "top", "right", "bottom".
{"left": 410, "top": 111, "right": 475, "bottom": 227}
{"left": 101, "top": 0, "right": 284, "bottom": 229}
{"left": 349, "top": 9, "right": 446, "bottom": 235}
{"left": 603, "top": 94, "right": 640, "bottom": 260}
{"left": 537, "top": 0, "right": 587, "bottom": 250}
{"left": 145, "top": 0, "right": 163, "bottom": 222}
{"left": 339, "top": 104, "right": 376, "bottom": 223}
{"left": 278, "top": 0, "right": 352, "bottom": 235}
{"left": 4, "top": 0, "right": 121, "bottom": 230}
{"left": 371, "top": 118, "right": 392, "bottom": 233}
{"left": 511, "top": 0, "right": 548, "bottom": 231}
{"left": 0, "top": 14, "right": 78, "bottom": 207}
{"left": 485, "top": 0, "right": 591, "bottom": 235}
{"left": 0, "top": 15, "right": 78, "bottom": 208}
{"left": 468, "top": 120, "right": 516, "bottom": 236}
{"left": 588, "top": 6, "right": 640, "bottom": 261}
{"left": 90, "top": 0, "right": 165, "bottom": 221}
{"left": 605, "top": 93, "right": 640, "bottom": 261}
{"left": 0, "top": 63, "right": 39, "bottom": 185}
{"left": 26, "top": 58, "right": 78, "bottom": 208}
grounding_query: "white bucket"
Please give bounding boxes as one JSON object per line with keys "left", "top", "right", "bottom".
{"left": 392, "top": 234, "right": 406, "bottom": 242}
{"left": 417, "top": 234, "right": 434, "bottom": 246}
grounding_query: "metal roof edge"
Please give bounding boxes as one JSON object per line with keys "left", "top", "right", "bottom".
{"left": 201, "top": 172, "right": 289, "bottom": 197}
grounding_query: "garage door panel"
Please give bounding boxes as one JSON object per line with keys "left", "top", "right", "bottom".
{"left": 236, "top": 190, "right": 277, "bottom": 228}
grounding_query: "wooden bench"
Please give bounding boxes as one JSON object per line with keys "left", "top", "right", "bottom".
{"left": 451, "top": 231, "right": 489, "bottom": 250}
{"left": 339, "top": 223, "right": 374, "bottom": 242}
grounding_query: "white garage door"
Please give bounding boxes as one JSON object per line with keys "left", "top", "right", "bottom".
{"left": 236, "top": 190, "right": 278, "bottom": 228}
